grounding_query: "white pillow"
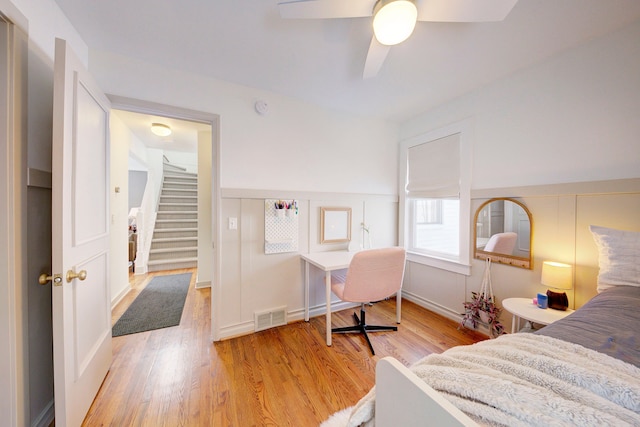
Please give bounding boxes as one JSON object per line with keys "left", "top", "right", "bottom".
{"left": 589, "top": 225, "right": 640, "bottom": 292}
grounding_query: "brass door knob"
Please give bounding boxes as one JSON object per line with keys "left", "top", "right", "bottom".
{"left": 39, "top": 273, "right": 63, "bottom": 286}
{"left": 66, "top": 269, "right": 87, "bottom": 283}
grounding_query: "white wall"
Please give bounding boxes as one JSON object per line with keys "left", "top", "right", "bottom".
{"left": 220, "top": 191, "right": 398, "bottom": 338}
{"left": 197, "top": 130, "right": 213, "bottom": 288}
{"left": 399, "top": 21, "right": 640, "bottom": 329}
{"left": 109, "top": 114, "right": 133, "bottom": 306}
{"left": 163, "top": 149, "right": 197, "bottom": 174}
{"left": 401, "top": 21, "right": 640, "bottom": 189}
{"left": 88, "top": 50, "right": 400, "bottom": 195}
{"left": 4, "top": 0, "right": 87, "bottom": 69}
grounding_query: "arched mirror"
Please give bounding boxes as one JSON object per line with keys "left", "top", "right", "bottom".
{"left": 474, "top": 198, "right": 533, "bottom": 269}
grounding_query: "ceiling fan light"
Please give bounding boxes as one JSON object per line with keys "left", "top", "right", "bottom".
{"left": 151, "top": 123, "right": 172, "bottom": 137}
{"left": 373, "top": 0, "right": 418, "bottom": 46}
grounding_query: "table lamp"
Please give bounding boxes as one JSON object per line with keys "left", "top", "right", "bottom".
{"left": 541, "top": 261, "right": 573, "bottom": 311}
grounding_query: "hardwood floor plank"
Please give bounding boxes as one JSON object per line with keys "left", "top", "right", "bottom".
{"left": 83, "top": 268, "right": 486, "bottom": 426}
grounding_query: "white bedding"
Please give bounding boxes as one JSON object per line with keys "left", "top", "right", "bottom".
{"left": 346, "top": 334, "right": 640, "bottom": 426}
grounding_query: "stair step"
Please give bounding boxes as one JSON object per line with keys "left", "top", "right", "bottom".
{"left": 156, "top": 211, "right": 198, "bottom": 220}
{"left": 159, "top": 194, "right": 197, "bottom": 199}
{"left": 155, "top": 219, "right": 197, "bottom": 229}
{"left": 147, "top": 258, "right": 197, "bottom": 272}
{"left": 163, "top": 177, "right": 197, "bottom": 184}
{"left": 158, "top": 203, "right": 198, "bottom": 212}
{"left": 147, "top": 166, "right": 199, "bottom": 273}
{"left": 164, "top": 172, "right": 197, "bottom": 178}
{"left": 160, "top": 196, "right": 198, "bottom": 204}
{"left": 153, "top": 228, "right": 198, "bottom": 238}
{"left": 161, "top": 190, "right": 197, "bottom": 198}
{"left": 162, "top": 176, "right": 198, "bottom": 186}
{"left": 163, "top": 163, "right": 189, "bottom": 172}
{"left": 151, "top": 237, "right": 198, "bottom": 250}
{"left": 149, "top": 247, "right": 198, "bottom": 260}
{"left": 163, "top": 182, "right": 197, "bottom": 190}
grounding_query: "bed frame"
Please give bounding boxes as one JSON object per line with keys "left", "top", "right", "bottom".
{"left": 375, "top": 357, "right": 478, "bottom": 427}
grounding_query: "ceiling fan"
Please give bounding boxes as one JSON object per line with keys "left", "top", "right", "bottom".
{"left": 278, "top": 0, "right": 518, "bottom": 78}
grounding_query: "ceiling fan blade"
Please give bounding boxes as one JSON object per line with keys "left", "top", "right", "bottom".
{"left": 417, "top": 0, "right": 518, "bottom": 22}
{"left": 278, "top": 0, "right": 375, "bottom": 19}
{"left": 363, "top": 36, "right": 391, "bottom": 79}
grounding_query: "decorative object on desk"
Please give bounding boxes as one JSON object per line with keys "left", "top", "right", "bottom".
{"left": 264, "top": 199, "right": 298, "bottom": 254}
{"left": 273, "top": 199, "right": 297, "bottom": 218}
{"left": 541, "top": 260, "right": 573, "bottom": 310}
{"left": 460, "top": 258, "right": 504, "bottom": 338}
{"left": 536, "top": 292, "right": 548, "bottom": 309}
{"left": 474, "top": 198, "right": 533, "bottom": 269}
{"left": 320, "top": 206, "right": 351, "bottom": 244}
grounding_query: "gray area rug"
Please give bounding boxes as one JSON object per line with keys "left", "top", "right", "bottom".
{"left": 112, "top": 273, "right": 192, "bottom": 337}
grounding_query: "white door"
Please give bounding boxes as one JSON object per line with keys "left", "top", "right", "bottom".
{"left": 51, "top": 38, "right": 112, "bottom": 427}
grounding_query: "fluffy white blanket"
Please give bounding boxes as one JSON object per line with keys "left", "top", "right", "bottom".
{"left": 340, "top": 334, "right": 640, "bottom": 427}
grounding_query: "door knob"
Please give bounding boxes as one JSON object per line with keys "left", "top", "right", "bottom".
{"left": 39, "top": 273, "right": 63, "bottom": 286}
{"left": 66, "top": 269, "right": 87, "bottom": 283}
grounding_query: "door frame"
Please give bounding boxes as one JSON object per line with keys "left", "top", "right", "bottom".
{"left": 108, "top": 95, "right": 222, "bottom": 341}
{"left": 0, "top": 5, "right": 28, "bottom": 426}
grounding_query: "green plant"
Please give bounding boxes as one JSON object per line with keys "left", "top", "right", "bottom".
{"left": 460, "top": 259, "right": 505, "bottom": 338}
{"left": 461, "top": 292, "right": 504, "bottom": 337}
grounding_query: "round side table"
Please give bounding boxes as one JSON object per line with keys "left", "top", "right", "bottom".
{"left": 502, "top": 297, "right": 574, "bottom": 333}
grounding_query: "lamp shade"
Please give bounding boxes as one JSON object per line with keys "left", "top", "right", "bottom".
{"left": 541, "top": 261, "right": 573, "bottom": 290}
{"left": 373, "top": 0, "right": 418, "bottom": 46}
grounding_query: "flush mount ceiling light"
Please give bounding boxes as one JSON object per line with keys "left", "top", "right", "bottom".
{"left": 373, "top": 0, "right": 418, "bottom": 46}
{"left": 151, "top": 123, "right": 172, "bottom": 137}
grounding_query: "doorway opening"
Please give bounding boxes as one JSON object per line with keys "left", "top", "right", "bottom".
{"left": 108, "top": 96, "right": 221, "bottom": 342}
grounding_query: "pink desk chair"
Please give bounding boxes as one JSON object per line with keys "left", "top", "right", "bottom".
{"left": 330, "top": 247, "right": 406, "bottom": 355}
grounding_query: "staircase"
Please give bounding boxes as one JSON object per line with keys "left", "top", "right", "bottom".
{"left": 148, "top": 164, "right": 198, "bottom": 272}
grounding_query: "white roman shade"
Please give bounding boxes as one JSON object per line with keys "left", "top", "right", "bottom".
{"left": 406, "top": 133, "right": 460, "bottom": 198}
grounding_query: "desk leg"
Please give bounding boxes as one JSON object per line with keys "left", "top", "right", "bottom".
{"left": 511, "top": 315, "right": 519, "bottom": 334}
{"left": 396, "top": 289, "right": 402, "bottom": 324}
{"left": 304, "top": 261, "right": 310, "bottom": 322}
{"left": 325, "top": 271, "right": 332, "bottom": 346}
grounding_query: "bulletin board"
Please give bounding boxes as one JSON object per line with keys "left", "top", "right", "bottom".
{"left": 264, "top": 199, "right": 299, "bottom": 254}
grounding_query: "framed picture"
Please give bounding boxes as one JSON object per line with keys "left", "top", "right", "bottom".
{"left": 320, "top": 207, "right": 352, "bottom": 243}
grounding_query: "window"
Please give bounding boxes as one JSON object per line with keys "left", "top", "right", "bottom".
{"left": 410, "top": 198, "right": 459, "bottom": 257}
{"left": 414, "top": 199, "right": 442, "bottom": 225}
{"left": 400, "top": 123, "right": 471, "bottom": 274}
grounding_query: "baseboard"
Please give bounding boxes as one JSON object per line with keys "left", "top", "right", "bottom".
{"left": 31, "top": 399, "right": 54, "bottom": 427}
{"left": 218, "top": 320, "right": 255, "bottom": 340}
{"left": 111, "top": 284, "right": 131, "bottom": 309}
{"left": 402, "top": 291, "right": 490, "bottom": 336}
{"left": 195, "top": 280, "right": 211, "bottom": 289}
{"left": 402, "top": 291, "right": 462, "bottom": 324}
{"left": 218, "top": 300, "right": 359, "bottom": 340}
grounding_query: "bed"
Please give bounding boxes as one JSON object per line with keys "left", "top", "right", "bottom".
{"left": 324, "top": 226, "right": 640, "bottom": 427}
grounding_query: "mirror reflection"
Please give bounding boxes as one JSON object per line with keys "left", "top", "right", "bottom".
{"left": 474, "top": 198, "right": 532, "bottom": 269}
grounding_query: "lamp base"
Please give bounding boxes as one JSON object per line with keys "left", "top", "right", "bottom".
{"left": 546, "top": 290, "right": 568, "bottom": 311}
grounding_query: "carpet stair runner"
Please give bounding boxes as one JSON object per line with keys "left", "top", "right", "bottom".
{"left": 148, "top": 163, "right": 198, "bottom": 272}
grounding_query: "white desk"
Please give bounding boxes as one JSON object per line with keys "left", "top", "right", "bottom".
{"left": 301, "top": 251, "right": 401, "bottom": 346}
{"left": 503, "top": 297, "right": 574, "bottom": 333}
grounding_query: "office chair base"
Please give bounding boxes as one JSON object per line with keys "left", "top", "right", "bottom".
{"left": 332, "top": 308, "right": 397, "bottom": 355}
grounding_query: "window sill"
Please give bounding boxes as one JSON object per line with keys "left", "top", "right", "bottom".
{"left": 406, "top": 251, "right": 471, "bottom": 276}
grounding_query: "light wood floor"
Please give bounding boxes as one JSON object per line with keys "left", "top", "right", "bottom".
{"left": 83, "top": 268, "right": 487, "bottom": 426}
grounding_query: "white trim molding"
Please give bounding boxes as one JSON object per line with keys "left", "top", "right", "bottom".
{"left": 0, "top": 9, "right": 28, "bottom": 427}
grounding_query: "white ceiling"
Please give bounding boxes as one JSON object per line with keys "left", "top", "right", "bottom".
{"left": 55, "top": 0, "right": 640, "bottom": 124}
